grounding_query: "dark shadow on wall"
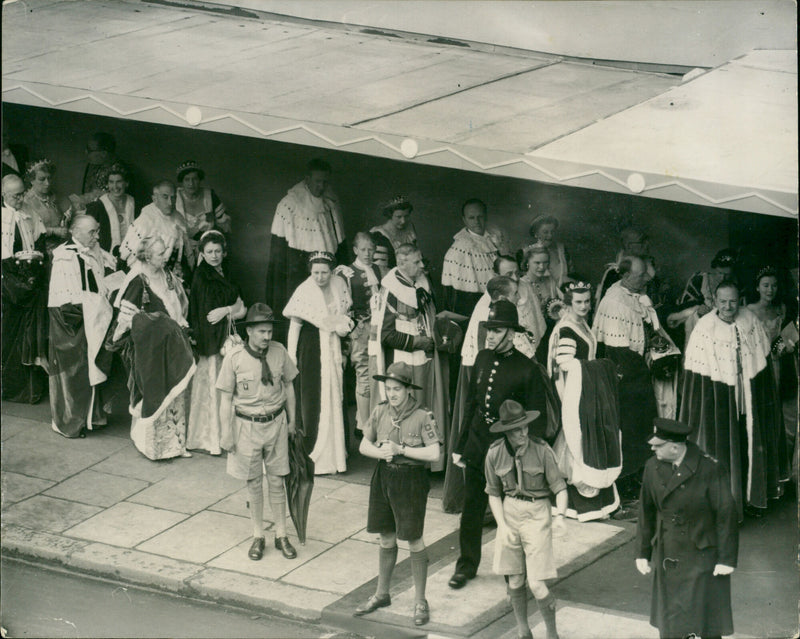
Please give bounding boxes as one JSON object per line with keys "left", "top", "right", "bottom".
{"left": 3, "top": 103, "right": 796, "bottom": 309}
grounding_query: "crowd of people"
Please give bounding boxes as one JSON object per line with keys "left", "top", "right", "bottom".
{"left": 2, "top": 135, "right": 797, "bottom": 636}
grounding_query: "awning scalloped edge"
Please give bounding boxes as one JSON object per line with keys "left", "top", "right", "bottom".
{"left": 3, "top": 82, "right": 796, "bottom": 218}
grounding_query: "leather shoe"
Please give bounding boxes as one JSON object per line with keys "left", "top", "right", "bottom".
{"left": 354, "top": 593, "right": 391, "bottom": 616}
{"left": 248, "top": 537, "right": 265, "bottom": 561}
{"left": 448, "top": 572, "right": 471, "bottom": 589}
{"left": 414, "top": 599, "right": 430, "bottom": 626}
{"left": 274, "top": 536, "right": 297, "bottom": 559}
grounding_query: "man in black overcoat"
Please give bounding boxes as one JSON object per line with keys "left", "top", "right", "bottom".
{"left": 636, "top": 417, "right": 739, "bottom": 639}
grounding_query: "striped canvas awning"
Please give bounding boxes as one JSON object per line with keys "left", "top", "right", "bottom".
{"left": 2, "top": 0, "right": 796, "bottom": 217}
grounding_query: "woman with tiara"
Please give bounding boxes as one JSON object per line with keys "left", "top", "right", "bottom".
{"left": 547, "top": 281, "right": 622, "bottom": 521}
{"left": 284, "top": 251, "right": 353, "bottom": 474}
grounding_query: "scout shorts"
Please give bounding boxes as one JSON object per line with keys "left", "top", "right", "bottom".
{"left": 493, "top": 496, "right": 557, "bottom": 581}
{"left": 226, "top": 412, "right": 289, "bottom": 480}
{"left": 367, "top": 461, "right": 429, "bottom": 541}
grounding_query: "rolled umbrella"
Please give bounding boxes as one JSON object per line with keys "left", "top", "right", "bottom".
{"left": 284, "top": 431, "right": 314, "bottom": 544}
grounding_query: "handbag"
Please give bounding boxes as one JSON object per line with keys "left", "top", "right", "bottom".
{"left": 220, "top": 314, "right": 243, "bottom": 356}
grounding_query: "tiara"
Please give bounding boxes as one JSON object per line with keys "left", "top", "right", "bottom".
{"left": 308, "top": 250, "right": 335, "bottom": 264}
{"left": 756, "top": 266, "right": 777, "bottom": 281}
{"left": 199, "top": 229, "right": 226, "bottom": 243}
{"left": 567, "top": 281, "right": 592, "bottom": 291}
{"left": 382, "top": 195, "right": 413, "bottom": 213}
{"left": 525, "top": 242, "right": 549, "bottom": 254}
{"left": 25, "top": 158, "right": 54, "bottom": 176}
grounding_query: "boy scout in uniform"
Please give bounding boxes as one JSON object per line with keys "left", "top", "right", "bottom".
{"left": 354, "top": 362, "right": 442, "bottom": 626}
{"left": 485, "top": 399, "right": 568, "bottom": 639}
{"left": 217, "top": 303, "right": 299, "bottom": 561}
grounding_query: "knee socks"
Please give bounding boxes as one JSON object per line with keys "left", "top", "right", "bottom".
{"left": 535, "top": 592, "right": 559, "bottom": 639}
{"left": 268, "top": 481, "right": 287, "bottom": 538}
{"left": 376, "top": 545, "right": 398, "bottom": 596}
{"left": 508, "top": 585, "right": 531, "bottom": 638}
{"left": 246, "top": 479, "right": 264, "bottom": 538}
{"left": 410, "top": 549, "right": 429, "bottom": 603}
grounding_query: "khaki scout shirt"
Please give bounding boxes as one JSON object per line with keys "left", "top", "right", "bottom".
{"left": 484, "top": 437, "right": 566, "bottom": 499}
{"left": 363, "top": 397, "right": 441, "bottom": 466}
{"left": 216, "top": 342, "right": 298, "bottom": 415}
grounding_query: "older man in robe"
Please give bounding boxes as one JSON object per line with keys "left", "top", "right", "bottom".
{"left": 681, "top": 280, "right": 788, "bottom": 520}
{"left": 2, "top": 174, "right": 49, "bottom": 402}
{"left": 441, "top": 199, "right": 508, "bottom": 317}
{"left": 265, "top": 159, "right": 347, "bottom": 338}
{"left": 49, "top": 215, "right": 118, "bottom": 438}
{"left": 370, "top": 244, "right": 448, "bottom": 470}
{"left": 593, "top": 256, "right": 678, "bottom": 506}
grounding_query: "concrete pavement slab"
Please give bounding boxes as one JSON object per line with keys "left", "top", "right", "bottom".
{"left": 1, "top": 522, "right": 90, "bottom": 564}
{"left": 208, "top": 486, "right": 272, "bottom": 520}
{"left": 303, "top": 495, "right": 369, "bottom": 544}
{"left": 1, "top": 472, "right": 56, "bottom": 507}
{"left": 136, "top": 510, "right": 251, "bottom": 563}
{"left": 0, "top": 400, "right": 52, "bottom": 425}
{"left": 209, "top": 534, "right": 331, "bottom": 580}
{"left": 127, "top": 471, "right": 242, "bottom": 514}
{"left": 282, "top": 538, "right": 409, "bottom": 594}
{"left": 67, "top": 542, "right": 204, "bottom": 593}
{"left": 1, "top": 430, "right": 128, "bottom": 482}
{"left": 63, "top": 502, "right": 187, "bottom": 548}
{"left": 186, "top": 567, "right": 340, "bottom": 621}
{"left": 324, "top": 481, "right": 372, "bottom": 505}
{"left": 43, "top": 469, "right": 149, "bottom": 507}
{"left": 89, "top": 445, "right": 182, "bottom": 482}
{"left": 513, "top": 602, "right": 657, "bottom": 639}
{"left": 2, "top": 495, "right": 102, "bottom": 533}
{"left": 308, "top": 479, "right": 345, "bottom": 504}
{"left": 0, "top": 414, "right": 42, "bottom": 440}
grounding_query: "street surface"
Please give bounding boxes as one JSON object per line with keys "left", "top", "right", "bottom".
{"left": 0, "top": 558, "right": 362, "bottom": 639}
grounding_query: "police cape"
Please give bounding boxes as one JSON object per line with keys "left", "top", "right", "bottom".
{"left": 680, "top": 308, "right": 789, "bottom": 519}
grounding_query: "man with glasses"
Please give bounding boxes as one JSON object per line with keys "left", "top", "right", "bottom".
{"left": 2, "top": 174, "right": 48, "bottom": 403}
{"left": 636, "top": 417, "right": 738, "bottom": 639}
{"left": 49, "top": 215, "right": 118, "bottom": 438}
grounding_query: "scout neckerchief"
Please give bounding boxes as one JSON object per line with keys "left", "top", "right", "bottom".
{"left": 244, "top": 343, "right": 273, "bottom": 386}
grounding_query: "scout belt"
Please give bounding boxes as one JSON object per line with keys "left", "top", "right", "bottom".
{"left": 235, "top": 407, "right": 284, "bottom": 423}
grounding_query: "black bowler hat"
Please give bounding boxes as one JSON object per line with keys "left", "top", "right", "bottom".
{"left": 483, "top": 300, "right": 524, "bottom": 332}
{"left": 647, "top": 418, "right": 691, "bottom": 445}
{"left": 489, "top": 400, "right": 540, "bottom": 434}
{"left": 373, "top": 362, "right": 422, "bottom": 390}
{"left": 241, "top": 303, "right": 282, "bottom": 326}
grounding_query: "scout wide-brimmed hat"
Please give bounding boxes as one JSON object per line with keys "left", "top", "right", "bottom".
{"left": 489, "top": 399, "right": 540, "bottom": 434}
{"left": 483, "top": 299, "right": 524, "bottom": 332}
{"left": 373, "top": 362, "right": 422, "bottom": 390}
{"left": 241, "top": 303, "right": 282, "bottom": 326}
{"left": 647, "top": 417, "right": 691, "bottom": 445}
{"left": 177, "top": 160, "right": 205, "bottom": 183}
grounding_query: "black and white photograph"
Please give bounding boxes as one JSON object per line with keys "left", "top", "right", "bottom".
{"left": 1, "top": 1, "right": 797, "bottom": 638}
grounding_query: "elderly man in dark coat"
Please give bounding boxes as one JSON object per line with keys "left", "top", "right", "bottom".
{"left": 636, "top": 417, "right": 738, "bottom": 639}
